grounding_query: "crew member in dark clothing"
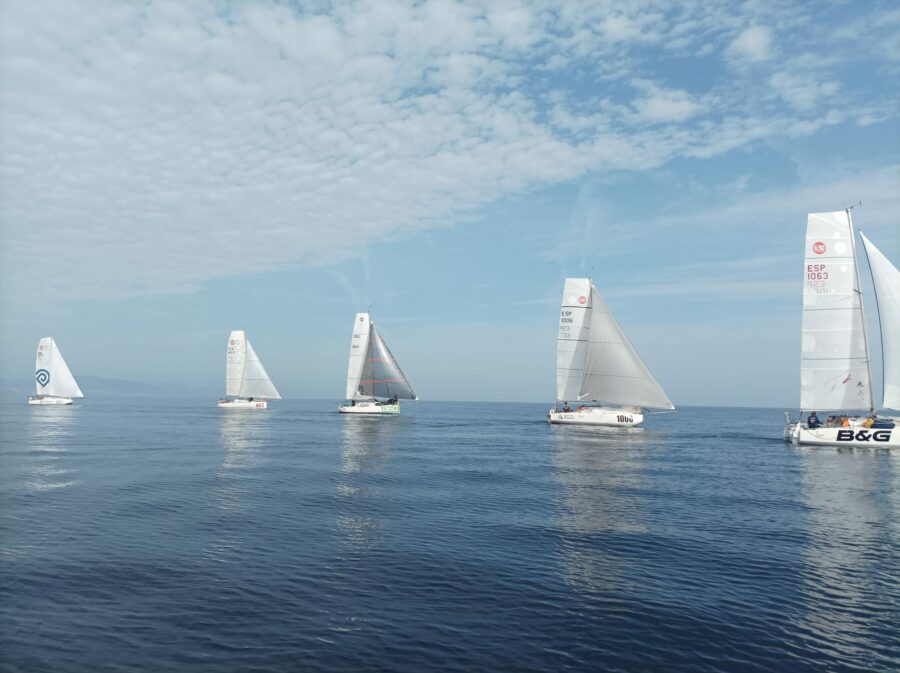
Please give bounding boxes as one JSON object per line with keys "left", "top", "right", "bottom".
{"left": 807, "top": 411, "right": 822, "bottom": 428}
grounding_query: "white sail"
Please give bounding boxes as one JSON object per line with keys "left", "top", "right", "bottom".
{"left": 345, "top": 313, "right": 372, "bottom": 399}
{"left": 240, "top": 341, "right": 281, "bottom": 399}
{"left": 225, "top": 330, "right": 280, "bottom": 400}
{"left": 34, "top": 337, "right": 84, "bottom": 398}
{"left": 556, "top": 278, "right": 592, "bottom": 402}
{"left": 555, "top": 278, "right": 673, "bottom": 409}
{"left": 800, "top": 212, "right": 872, "bottom": 412}
{"left": 225, "top": 331, "right": 246, "bottom": 397}
{"left": 861, "top": 233, "right": 900, "bottom": 410}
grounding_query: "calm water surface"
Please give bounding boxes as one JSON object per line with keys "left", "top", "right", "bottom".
{"left": 1, "top": 397, "right": 898, "bottom": 672}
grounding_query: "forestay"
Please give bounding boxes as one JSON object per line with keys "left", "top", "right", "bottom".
{"left": 861, "top": 233, "right": 900, "bottom": 410}
{"left": 35, "top": 337, "right": 83, "bottom": 398}
{"left": 225, "top": 330, "right": 281, "bottom": 400}
{"left": 800, "top": 212, "right": 872, "bottom": 412}
{"left": 556, "top": 278, "right": 674, "bottom": 409}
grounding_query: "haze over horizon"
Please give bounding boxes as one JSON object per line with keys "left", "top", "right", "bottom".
{"left": 1, "top": 1, "right": 898, "bottom": 407}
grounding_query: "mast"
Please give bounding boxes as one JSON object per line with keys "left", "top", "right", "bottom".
{"left": 847, "top": 208, "right": 875, "bottom": 415}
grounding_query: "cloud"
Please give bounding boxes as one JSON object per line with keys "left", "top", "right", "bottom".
{"left": 770, "top": 72, "right": 840, "bottom": 111}
{"left": 631, "top": 81, "right": 703, "bottom": 122}
{"left": 0, "top": 1, "right": 896, "bottom": 303}
{"left": 727, "top": 25, "right": 773, "bottom": 63}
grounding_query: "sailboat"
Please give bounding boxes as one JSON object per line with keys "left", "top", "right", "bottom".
{"left": 785, "top": 210, "right": 899, "bottom": 447}
{"left": 338, "top": 312, "right": 417, "bottom": 414}
{"left": 217, "top": 330, "right": 281, "bottom": 409}
{"left": 548, "top": 277, "right": 674, "bottom": 426}
{"left": 28, "top": 337, "right": 84, "bottom": 405}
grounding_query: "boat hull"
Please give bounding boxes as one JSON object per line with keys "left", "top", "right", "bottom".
{"left": 218, "top": 399, "right": 268, "bottom": 409}
{"left": 27, "top": 396, "right": 73, "bottom": 405}
{"left": 338, "top": 401, "right": 399, "bottom": 415}
{"left": 548, "top": 407, "right": 643, "bottom": 427}
{"left": 784, "top": 422, "right": 899, "bottom": 448}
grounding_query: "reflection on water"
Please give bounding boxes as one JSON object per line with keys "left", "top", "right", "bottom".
{"left": 798, "top": 447, "right": 899, "bottom": 655}
{"left": 337, "top": 417, "right": 398, "bottom": 550}
{"left": 26, "top": 406, "right": 77, "bottom": 491}
{"left": 551, "top": 426, "right": 654, "bottom": 593}
{"left": 217, "top": 411, "right": 270, "bottom": 510}
{"left": 205, "top": 412, "right": 272, "bottom": 564}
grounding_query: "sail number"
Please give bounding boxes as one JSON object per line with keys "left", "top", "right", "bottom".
{"left": 617, "top": 415, "right": 634, "bottom": 424}
{"left": 806, "top": 264, "right": 829, "bottom": 281}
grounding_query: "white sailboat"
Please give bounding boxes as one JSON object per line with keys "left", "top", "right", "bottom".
{"left": 338, "top": 312, "right": 417, "bottom": 414}
{"left": 28, "top": 337, "right": 84, "bottom": 405}
{"left": 785, "top": 210, "right": 899, "bottom": 447}
{"left": 548, "top": 277, "right": 674, "bottom": 426}
{"left": 218, "top": 330, "right": 281, "bottom": 409}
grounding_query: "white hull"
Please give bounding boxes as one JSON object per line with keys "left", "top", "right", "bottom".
{"left": 548, "top": 406, "right": 643, "bottom": 427}
{"left": 218, "top": 399, "right": 268, "bottom": 409}
{"left": 338, "top": 401, "right": 400, "bottom": 415}
{"left": 784, "top": 422, "right": 899, "bottom": 448}
{"left": 28, "top": 396, "right": 74, "bottom": 405}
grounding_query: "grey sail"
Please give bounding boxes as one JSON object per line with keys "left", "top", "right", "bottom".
{"left": 356, "top": 325, "right": 417, "bottom": 400}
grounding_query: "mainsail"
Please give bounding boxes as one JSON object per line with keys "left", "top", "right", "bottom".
{"left": 34, "top": 337, "right": 84, "bottom": 398}
{"left": 800, "top": 212, "right": 872, "bottom": 412}
{"left": 225, "top": 330, "right": 281, "bottom": 400}
{"left": 860, "top": 233, "right": 900, "bottom": 410}
{"left": 556, "top": 278, "right": 673, "bottom": 409}
{"left": 345, "top": 313, "right": 416, "bottom": 400}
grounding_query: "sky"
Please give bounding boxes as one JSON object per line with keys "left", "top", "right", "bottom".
{"left": 1, "top": 0, "right": 898, "bottom": 406}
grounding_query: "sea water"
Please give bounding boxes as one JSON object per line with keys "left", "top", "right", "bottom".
{"left": 1, "top": 396, "right": 898, "bottom": 672}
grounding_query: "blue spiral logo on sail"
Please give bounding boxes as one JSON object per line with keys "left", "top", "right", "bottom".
{"left": 35, "top": 369, "right": 50, "bottom": 387}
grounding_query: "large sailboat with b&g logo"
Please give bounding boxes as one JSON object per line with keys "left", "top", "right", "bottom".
{"left": 784, "top": 210, "right": 899, "bottom": 447}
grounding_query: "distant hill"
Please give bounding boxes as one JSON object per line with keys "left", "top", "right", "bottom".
{"left": 1, "top": 376, "right": 214, "bottom": 398}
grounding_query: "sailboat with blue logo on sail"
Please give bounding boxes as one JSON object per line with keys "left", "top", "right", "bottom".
{"left": 28, "top": 337, "right": 84, "bottom": 405}
{"left": 784, "top": 210, "right": 900, "bottom": 447}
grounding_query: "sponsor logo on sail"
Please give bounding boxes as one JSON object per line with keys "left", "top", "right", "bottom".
{"left": 35, "top": 369, "right": 50, "bottom": 387}
{"left": 813, "top": 241, "right": 826, "bottom": 255}
{"left": 578, "top": 296, "right": 587, "bottom": 305}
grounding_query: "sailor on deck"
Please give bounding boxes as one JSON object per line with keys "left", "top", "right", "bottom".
{"left": 807, "top": 411, "right": 822, "bottom": 428}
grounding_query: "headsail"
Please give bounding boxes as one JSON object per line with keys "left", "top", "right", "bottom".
{"left": 34, "top": 337, "right": 84, "bottom": 398}
{"left": 860, "top": 233, "right": 900, "bottom": 410}
{"left": 555, "top": 278, "right": 673, "bottom": 409}
{"left": 225, "top": 330, "right": 281, "bottom": 400}
{"left": 800, "top": 212, "right": 872, "bottom": 412}
{"left": 581, "top": 285, "right": 674, "bottom": 409}
{"left": 346, "top": 313, "right": 416, "bottom": 400}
